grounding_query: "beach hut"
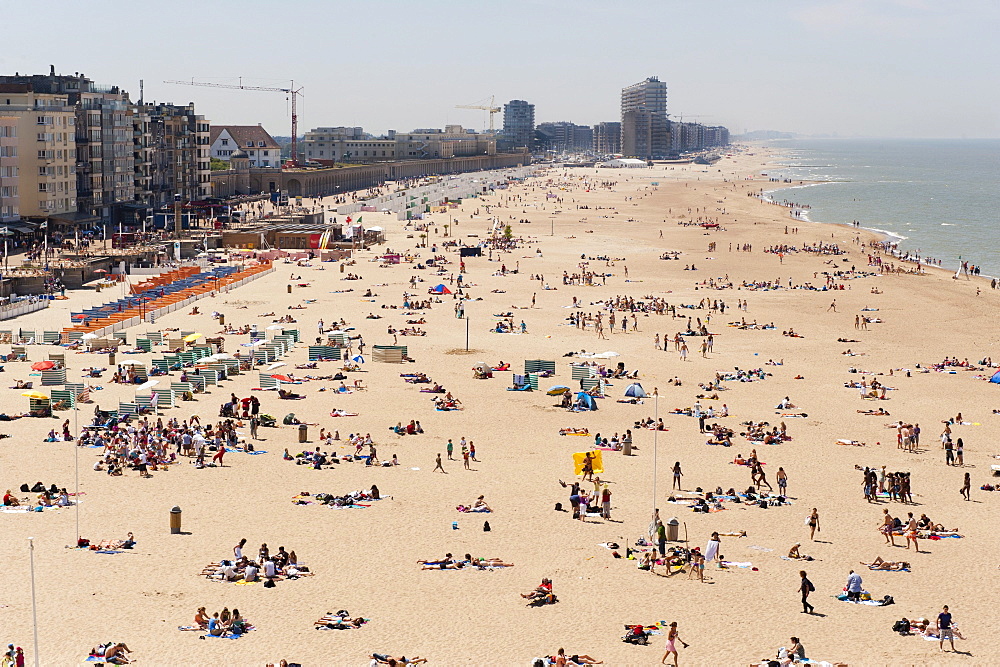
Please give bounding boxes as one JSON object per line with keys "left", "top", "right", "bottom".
{"left": 624, "top": 382, "right": 647, "bottom": 398}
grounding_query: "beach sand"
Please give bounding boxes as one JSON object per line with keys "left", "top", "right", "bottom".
{"left": 0, "top": 149, "right": 996, "bottom": 665}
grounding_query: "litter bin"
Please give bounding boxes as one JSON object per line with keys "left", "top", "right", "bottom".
{"left": 108, "top": 352, "right": 116, "bottom": 367}
{"left": 298, "top": 424, "right": 308, "bottom": 443}
{"left": 287, "top": 284, "right": 292, "bottom": 293}
{"left": 622, "top": 436, "right": 632, "bottom": 456}
{"left": 219, "top": 314, "right": 225, "bottom": 326}
{"left": 666, "top": 517, "right": 680, "bottom": 542}
{"left": 170, "top": 506, "right": 182, "bottom": 534}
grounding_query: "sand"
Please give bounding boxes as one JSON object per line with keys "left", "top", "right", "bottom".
{"left": 0, "top": 148, "right": 996, "bottom": 666}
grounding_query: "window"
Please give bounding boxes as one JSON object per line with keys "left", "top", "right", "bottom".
{"left": 246, "top": 141, "right": 253, "bottom": 147}
{"left": 258, "top": 141, "right": 264, "bottom": 147}
{"left": 262, "top": 151, "right": 268, "bottom": 156}
{"left": 221, "top": 139, "right": 228, "bottom": 146}
{"left": 38, "top": 183, "right": 49, "bottom": 193}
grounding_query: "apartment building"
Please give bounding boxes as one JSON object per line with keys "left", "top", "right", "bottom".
{"left": 502, "top": 100, "right": 535, "bottom": 150}
{"left": 0, "top": 83, "right": 77, "bottom": 220}
{"left": 0, "top": 115, "right": 18, "bottom": 223}
{"left": 593, "top": 122, "right": 622, "bottom": 155}
{"left": 147, "top": 103, "right": 212, "bottom": 208}
{"left": 536, "top": 122, "right": 593, "bottom": 153}
{"left": 621, "top": 77, "right": 670, "bottom": 158}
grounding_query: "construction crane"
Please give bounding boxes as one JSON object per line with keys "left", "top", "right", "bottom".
{"left": 164, "top": 78, "right": 304, "bottom": 166}
{"left": 671, "top": 113, "right": 709, "bottom": 125}
{"left": 455, "top": 95, "right": 501, "bottom": 133}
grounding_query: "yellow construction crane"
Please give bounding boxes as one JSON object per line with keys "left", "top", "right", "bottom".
{"left": 455, "top": 95, "right": 501, "bottom": 133}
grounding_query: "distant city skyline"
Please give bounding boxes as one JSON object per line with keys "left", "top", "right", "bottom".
{"left": 2, "top": 0, "right": 997, "bottom": 139}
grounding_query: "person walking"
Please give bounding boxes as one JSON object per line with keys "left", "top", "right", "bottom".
{"left": 880, "top": 509, "right": 896, "bottom": 546}
{"left": 937, "top": 605, "right": 957, "bottom": 652}
{"left": 661, "top": 621, "right": 688, "bottom": 666}
{"left": 808, "top": 508, "right": 820, "bottom": 541}
{"left": 960, "top": 472, "right": 971, "bottom": 501}
{"left": 846, "top": 570, "right": 863, "bottom": 602}
{"left": 799, "top": 570, "right": 815, "bottom": 614}
{"left": 433, "top": 453, "right": 445, "bottom": 473}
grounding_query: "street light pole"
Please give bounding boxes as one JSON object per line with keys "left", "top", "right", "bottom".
{"left": 28, "top": 537, "right": 40, "bottom": 667}
{"left": 652, "top": 389, "right": 659, "bottom": 515}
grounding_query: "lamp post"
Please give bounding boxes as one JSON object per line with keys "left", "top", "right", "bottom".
{"left": 652, "top": 388, "right": 659, "bottom": 515}
{"left": 28, "top": 537, "right": 40, "bottom": 667}
{"left": 74, "top": 403, "right": 79, "bottom": 544}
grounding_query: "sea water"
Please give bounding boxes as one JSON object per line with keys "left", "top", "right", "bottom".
{"left": 761, "top": 139, "right": 1000, "bottom": 275}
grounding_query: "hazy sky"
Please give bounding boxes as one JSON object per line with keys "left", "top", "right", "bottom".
{"left": 3, "top": 0, "right": 998, "bottom": 138}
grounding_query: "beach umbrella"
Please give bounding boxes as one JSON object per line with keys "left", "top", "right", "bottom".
{"left": 30, "top": 361, "right": 55, "bottom": 371}
{"left": 472, "top": 362, "right": 490, "bottom": 372}
{"left": 71, "top": 314, "right": 88, "bottom": 320}
{"left": 352, "top": 355, "right": 365, "bottom": 364}
{"left": 183, "top": 333, "right": 203, "bottom": 342}
{"left": 271, "top": 374, "right": 293, "bottom": 382}
{"left": 266, "top": 362, "right": 287, "bottom": 370}
{"left": 118, "top": 360, "right": 145, "bottom": 366}
{"left": 624, "top": 382, "right": 647, "bottom": 398}
{"left": 547, "top": 385, "right": 571, "bottom": 395}
{"left": 592, "top": 351, "right": 620, "bottom": 359}
{"left": 21, "top": 391, "right": 48, "bottom": 400}
{"left": 80, "top": 333, "right": 98, "bottom": 340}
{"left": 136, "top": 380, "right": 159, "bottom": 391}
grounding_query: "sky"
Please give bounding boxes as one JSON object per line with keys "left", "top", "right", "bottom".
{"left": 2, "top": 0, "right": 998, "bottom": 138}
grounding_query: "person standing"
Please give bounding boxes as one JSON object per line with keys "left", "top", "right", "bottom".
{"left": 808, "top": 508, "right": 820, "bottom": 541}
{"left": 960, "top": 472, "right": 971, "bottom": 501}
{"left": 777, "top": 467, "right": 788, "bottom": 496}
{"left": 433, "top": 453, "right": 445, "bottom": 473}
{"left": 905, "top": 512, "right": 920, "bottom": 551}
{"left": 945, "top": 438, "right": 955, "bottom": 466}
{"left": 937, "top": 605, "right": 956, "bottom": 652}
{"left": 469, "top": 441, "right": 477, "bottom": 462}
{"left": 446, "top": 438, "right": 454, "bottom": 460}
{"left": 880, "top": 509, "right": 896, "bottom": 546}
{"left": 846, "top": 570, "right": 863, "bottom": 602}
{"left": 462, "top": 447, "right": 471, "bottom": 470}
{"left": 799, "top": 570, "right": 815, "bottom": 614}
{"left": 657, "top": 520, "right": 667, "bottom": 557}
{"left": 672, "top": 462, "right": 683, "bottom": 490}
{"left": 661, "top": 621, "right": 688, "bottom": 666}
{"left": 955, "top": 438, "right": 964, "bottom": 466}
{"left": 704, "top": 532, "right": 721, "bottom": 564}
{"left": 600, "top": 485, "right": 612, "bottom": 520}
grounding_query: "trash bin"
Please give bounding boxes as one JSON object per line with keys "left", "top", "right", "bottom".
{"left": 666, "top": 517, "right": 680, "bottom": 542}
{"left": 340, "top": 263, "right": 345, "bottom": 273}
{"left": 170, "top": 506, "right": 182, "bottom": 534}
{"left": 108, "top": 352, "right": 116, "bottom": 366}
{"left": 623, "top": 437, "right": 632, "bottom": 456}
{"left": 298, "top": 424, "right": 308, "bottom": 443}
{"left": 219, "top": 314, "right": 225, "bottom": 326}
{"left": 287, "top": 284, "right": 292, "bottom": 293}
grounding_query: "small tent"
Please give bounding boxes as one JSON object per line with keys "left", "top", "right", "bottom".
{"left": 624, "top": 382, "right": 647, "bottom": 398}
{"left": 575, "top": 391, "right": 598, "bottom": 411}
{"left": 429, "top": 284, "right": 452, "bottom": 294}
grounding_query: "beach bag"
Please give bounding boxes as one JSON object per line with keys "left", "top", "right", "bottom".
{"left": 807, "top": 580, "right": 815, "bottom": 592}
{"left": 759, "top": 500, "right": 768, "bottom": 509}
{"left": 264, "top": 579, "right": 276, "bottom": 588}
{"left": 483, "top": 520, "right": 491, "bottom": 532}
{"left": 554, "top": 502, "right": 563, "bottom": 511}
{"left": 881, "top": 595, "right": 894, "bottom": 606}
{"left": 19, "top": 484, "right": 29, "bottom": 492}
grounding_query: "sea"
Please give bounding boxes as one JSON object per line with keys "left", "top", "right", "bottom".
{"left": 760, "top": 138, "right": 1000, "bottom": 276}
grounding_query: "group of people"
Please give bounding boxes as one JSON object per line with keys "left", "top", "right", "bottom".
{"left": 203, "top": 539, "right": 310, "bottom": 583}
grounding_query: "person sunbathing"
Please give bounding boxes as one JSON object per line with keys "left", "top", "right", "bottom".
{"left": 370, "top": 655, "right": 427, "bottom": 666}
{"left": 862, "top": 557, "right": 910, "bottom": 570}
{"left": 278, "top": 389, "right": 304, "bottom": 400}
{"left": 315, "top": 614, "right": 365, "bottom": 629}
